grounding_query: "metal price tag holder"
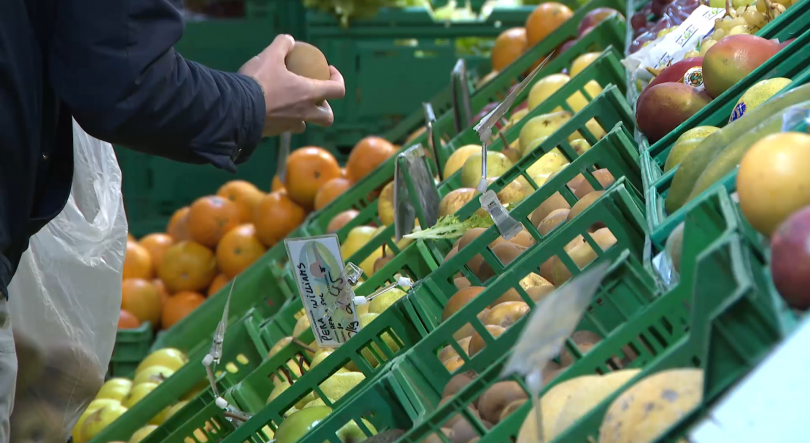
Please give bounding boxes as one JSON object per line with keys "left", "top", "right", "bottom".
{"left": 501, "top": 261, "right": 611, "bottom": 443}
{"left": 276, "top": 131, "right": 291, "bottom": 184}
{"left": 472, "top": 52, "right": 553, "bottom": 240}
{"left": 451, "top": 59, "right": 473, "bottom": 134}
{"left": 424, "top": 102, "right": 444, "bottom": 182}
{"left": 393, "top": 145, "right": 442, "bottom": 241}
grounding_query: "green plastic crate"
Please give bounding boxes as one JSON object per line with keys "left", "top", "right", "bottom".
{"left": 88, "top": 310, "right": 269, "bottom": 443}
{"left": 641, "top": 31, "right": 810, "bottom": 250}
{"left": 409, "top": 121, "right": 645, "bottom": 332}
{"left": 108, "top": 321, "right": 154, "bottom": 378}
{"left": 146, "top": 240, "right": 437, "bottom": 443}
{"left": 149, "top": 226, "right": 305, "bottom": 354}
{"left": 301, "top": 45, "right": 630, "bottom": 292}
{"left": 401, "top": 186, "right": 795, "bottom": 443}
{"left": 382, "top": 0, "right": 628, "bottom": 146}
{"left": 302, "top": 5, "right": 577, "bottom": 151}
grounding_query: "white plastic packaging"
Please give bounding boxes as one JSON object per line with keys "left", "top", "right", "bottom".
{"left": 8, "top": 119, "right": 127, "bottom": 438}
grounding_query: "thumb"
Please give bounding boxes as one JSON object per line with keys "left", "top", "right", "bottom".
{"left": 258, "top": 34, "right": 296, "bottom": 62}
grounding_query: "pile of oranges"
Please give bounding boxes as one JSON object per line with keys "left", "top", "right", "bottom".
{"left": 490, "top": 3, "right": 575, "bottom": 72}
{"left": 118, "top": 136, "right": 399, "bottom": 332}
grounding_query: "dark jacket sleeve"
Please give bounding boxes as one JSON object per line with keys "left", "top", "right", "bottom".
{"left": 48, "top": 0, "right": 266, "bottom": 172}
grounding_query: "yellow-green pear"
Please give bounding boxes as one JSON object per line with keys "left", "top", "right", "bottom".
{"left": 368, "top": 288, "right": 406, "bottom": 314}
{"left": 319, "top": 371, "right": 366, "bottom": 403}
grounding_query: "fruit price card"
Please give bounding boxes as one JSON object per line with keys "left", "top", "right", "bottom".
{"left": 285, "top": 235, "right": 361, "bottom": 348}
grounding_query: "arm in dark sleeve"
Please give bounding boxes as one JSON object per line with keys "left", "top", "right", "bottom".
{"left": 48, "top": 0, "right": 266, "bottom": 172}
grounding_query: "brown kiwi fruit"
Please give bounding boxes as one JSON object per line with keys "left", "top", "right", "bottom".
{"left": 510, "top": 228, "right": 536, "bottom": 248}
{"left": 499, "top": 399, "right": 528, "bottom": 423}
{"left": 475, "top": 243, "right": 527, "bottom": 282}
{"left": 483, "top": 302, "right": 530, "bottom": 329}
{"left": 285, "top": 42, "right": 330, "bottom": 80}
{"left": 34, "top": 341, "right": 103, "bottom": 407}
{"left": 573, "top": 169, "right": 615, "bottom": 199}
{"left": 477, "top": 381, "right": 529, "bottom": 423}
{"left": 454, "top": 277, "right": 471, "bottom": 290}
{"left": 526, "top": 285, "right": 555, "bottom": 303}
{"left": 13, "top": 331, "right": 44, "bottom": 395}
{"left": 537, "top": 209, "right": 570, "bottom": 236}
{"left": 469, "top": 325, "right": 506, "bottom": 356}
{"left": 567, "top": 191, "right": 605, "bottom": 231}
{"left": 530, "top": 192, "right": 571, "bottom": 227}
{"left": 443, "top": 371, "right": 479, "bottom": 404}
{"left": 442, "top": 287, "right": 485, "bottom": 322}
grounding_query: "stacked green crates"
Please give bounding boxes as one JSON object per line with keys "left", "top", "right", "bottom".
{"left": 636, "top": 4, "right": 810, "bottom": 247}
{"left": 138, "top": 239, "right": 439, "bottom": 443}
{"left": 90, "top": 310, "right": 269, "bottom": 443}
{"left": 108, "top": 322, "right": 154, "bottom": 378}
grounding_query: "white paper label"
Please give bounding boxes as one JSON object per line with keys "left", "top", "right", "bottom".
{"left": 284, "top": 235, "right": 361, "bottom": 348}
{"left": 623, "top": 6, "right": 725, "bottom": 86}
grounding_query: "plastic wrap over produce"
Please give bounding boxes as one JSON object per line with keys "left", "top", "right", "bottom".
{"left": 7, "top": 120, "right": 127, "bottom": 441}
{"left": 624, "top": 5, "right": 725, "bottom": 97}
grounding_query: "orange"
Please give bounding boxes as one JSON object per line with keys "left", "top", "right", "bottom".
{"left": 123, "top": 241, "right": 154, "bottom": 280}
{"left": 161, "top": 291, "right": 206, "bottom": 330}
{"left": 208, "top": 273, "right": 230, "bottom": 297}
{"left": 284, "top": 147, "right": 342, "bottom": 209}
{"left": 526, "top": 3, "right": 574, "bottom": 47}
{"left": 127, "top": 233, "right": 136, "bottom": 242}
{"left": 217, "top": 180, "right": 265, "bottom": 223}
{"left": 118, "top": 310, "right": 141, "bottom": 329}
{"left": 158, "top": 241, "right": 218, "bottom": 293}
{"left": 187, "top": 196, "right": 241, "bottom": 247}
{"left": 215, "top": 224, "right": 266, "bottom": 278}
{"left": 167, "top": 207, "right": 192, "bottom": 242}
{"left": 326, "top": 209, "right": 360, "bottom": 234}
{"left": 314, "top": 177, "right": 353, "bottom": 211}
{"left": 491, "top": 28, "right": 528, "bottom": 71}
{"left": 345, "top": 137, "right": 397, "bottom": 182}
{"left": 121, "top": 278, "right": 162, "bottom": 326}
{"left": 153, "top": 278, "right": 171, "bottom": 305}
{"left": 139, "top": 233, "right": 174, "bottom": 269}
{"left": 271, "top": 176, "right": 285, "bottom": 192}
{"left": 253, "top": 191, "right": 306, "bottom": 247}
{"left": 340, "top": 167, "right": 348, "bottom": 178}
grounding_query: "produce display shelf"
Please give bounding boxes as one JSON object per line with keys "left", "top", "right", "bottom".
{"left": 641, "top": 31, "right": 810, "bottom": 250}
{"left": 146, "top": 240, "right": 438, "bottom": 443}
{"left": 108, "top": 321, "right": 154, "bottom": 378}
{"left": 149, "top": 226, "right": 305, "bottom": 355}
{"left": 382, "top": 0, "right": 628, "bottom": 146}
{"left": 268, "top": 181, "right": 656, "bottom": 442}
{"left": 409, "top": 119, "right": 645, "bottom": 332}
{"left": 300, "top": 40, "right": 630, "bottom": 298}
{"left": 398, "top": 185, "right": 794, "bottom": 443}
{"left": 90, "top": 310, "right": 269, "bottom": 443}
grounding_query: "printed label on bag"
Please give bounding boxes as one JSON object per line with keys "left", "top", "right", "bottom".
{"left": 284, "top": 235, "right": 361, "bottom": 348}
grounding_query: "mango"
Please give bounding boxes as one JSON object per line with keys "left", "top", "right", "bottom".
{"left": 703, "top": 35, "right": 780, "bottom": 98}
{"left": 636, "top": 83, "right": 712, "bottom": 143}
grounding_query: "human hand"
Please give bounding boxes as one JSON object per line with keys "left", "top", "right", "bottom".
{"left": 239, "top": 34, "right": 346, "bottom": 136}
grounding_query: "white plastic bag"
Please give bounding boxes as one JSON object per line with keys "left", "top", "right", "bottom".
{"left": 7, "top": 119, "right": 128, "bottom": 438}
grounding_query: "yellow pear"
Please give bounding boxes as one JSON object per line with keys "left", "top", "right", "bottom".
{"left": 73, "top": 399, "right": 121, "bottom": 443}
{"left": 96, "top": 378, "right": 132, "bottom": 402}
{"left": 303, "top": 397, "right": 333, "bottom": 409}
{"left": 133, "top": 365, "right": 174, "bottom": 386}
{"left": 340, "top": 226, "right": 377, "bottom": 261}
{"left": 319, "top": 371, "right": 366, "bottom": 403}
{"left": 266, "top": 380, "right": 291, "bottom": 405}
{"left": 136, "top": 348, "right": 187, "bottom": 374}
{"left": 444, "top": 145, "right": 482, "bottom": 178}
{"left": 129, "top": 425, "right": 157, "bottom": 443}
{"left": 81, "top": 403, "right": 129, "bottom": 441}
{"left": 293, "top": 315, "right": 311, "bottom": 338}
{"left": 519, "top": 111, "right": 581, "bottom": 156}
{"left": 123, "top": 382, "right": 159, "bottom": 408}
{"left": 528, "top": 73, "right": 570, "bottom": 110}
{"left": 527, "top": 148, "right": 569, "bottom": 178}
{"left": 377, "top": 182, "right": 395, "bottom": 226}
{"left": 570, "top": 52, "right": 601, "bottom": 77}
{"left": 267, "top": 336, "right": 293, "bottom": 360}
{"left": 359, "top": 313, "right": 401, "bottom": 366}
{"left": 165, "top": 400, "right": 188, "bottom": 421}
{"left": 368, "top": 288, "right": 406, "bottom": 314}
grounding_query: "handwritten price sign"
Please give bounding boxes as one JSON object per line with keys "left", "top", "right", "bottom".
{"left": 284, "top": 235, "right": 361, "bottom": 347}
